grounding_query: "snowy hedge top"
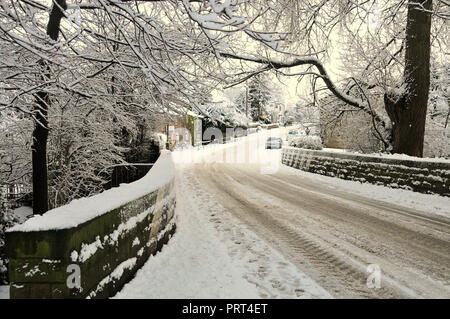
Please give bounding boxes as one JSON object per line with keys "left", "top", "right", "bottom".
{"left": 8, "top": 151, "right": 175, "bottom": 232}
{"left": 289, "top": 136, "right": 323, "bottom": 150}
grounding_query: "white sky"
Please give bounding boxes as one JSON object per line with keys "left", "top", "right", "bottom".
{"left": 216, "top": 39, "right": 345, "bottom": 109}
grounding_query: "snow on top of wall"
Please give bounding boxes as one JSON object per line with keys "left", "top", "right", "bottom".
{"left": 362, "top": 152, "right": 450, "bottom": 164}
{"left": 8, "top": 151, "right": 175, "bottom": 233}
{"left": 286, "top": 146, "right": 450, "bottom": 164}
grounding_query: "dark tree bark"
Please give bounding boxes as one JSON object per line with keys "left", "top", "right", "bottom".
{"left": 384, "top": 0, "right": 433, "bottom": 157}
{"left": 32, "top": 0, "right": 67, "bottom": 215}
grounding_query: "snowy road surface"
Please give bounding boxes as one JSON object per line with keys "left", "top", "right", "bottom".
{"left": 116, "top": 164, "right": 331, "bottom": 298}
{"left": 189, "top": 161, "right": 450, "bottom": 298}
{"left": 118, "top": 130, "right": 450, "bottom": 299}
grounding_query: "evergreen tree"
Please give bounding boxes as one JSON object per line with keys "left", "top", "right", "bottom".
{"left": 248, "top": 75, "right": 271, "bottom": 122}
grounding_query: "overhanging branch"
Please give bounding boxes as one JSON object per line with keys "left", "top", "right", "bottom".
{"left": 219, "top": 51, "right": 389, "bottom": 130}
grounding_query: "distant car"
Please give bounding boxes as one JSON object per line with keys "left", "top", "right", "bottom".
{"left": 265, "top": 137, "right": 283, "bottom": 149}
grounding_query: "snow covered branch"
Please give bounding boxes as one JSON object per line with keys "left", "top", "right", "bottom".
{"left": 218, "top": 51, "right": 389, "bottom": 130}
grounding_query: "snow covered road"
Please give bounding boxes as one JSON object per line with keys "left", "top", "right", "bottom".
{"left": 118, "top": 131, "right": 450, "bottom": 299}
{"left": 190, "top": 160, "right": 450, "bottom": 298}
{"left": 115, "top": 164, "right": 331, "bottom": 299}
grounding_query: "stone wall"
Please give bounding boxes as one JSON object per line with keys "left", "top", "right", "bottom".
{"left": 6, "top": 153, "right": 176, "bottom": 299}
{"left": 282, "top": 147, "right": 450, "bottom": 197}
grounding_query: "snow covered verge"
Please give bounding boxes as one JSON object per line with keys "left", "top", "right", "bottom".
{"left": 5, "top": 151, "right": 177, "bottom": 299}
{"left": 280, "top": 164, "right": 450, "bottom": 219}
{"left": 115, "top": 167, "right": 331, "bottom": 299}
{"left": 282, "top": 147, "right": 450, "bottom": 197}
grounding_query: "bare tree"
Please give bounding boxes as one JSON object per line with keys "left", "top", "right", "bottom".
{"left": 1, "top": 0, "right": 246, "bottom": 214}
{"left": 0, "top": 0, "right": 447, "bottom": 216}
{"left": 218, "top": 0, "right": 446, "bottom": 157}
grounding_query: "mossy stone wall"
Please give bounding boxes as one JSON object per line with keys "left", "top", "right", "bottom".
{"left": 282, "top": 147, "right": 450, "bottom": 196}
{"left": 7, "top": 179, "right": 176, "bottom": 299}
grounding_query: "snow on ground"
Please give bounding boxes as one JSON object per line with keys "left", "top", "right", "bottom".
{"left": 114, "top": 168, "right": 259, "bottom": 299}
{"left": 115, "top": 166, "right": 331, "bottom": 299}
{"left": 277, "top": 127, "right": 449, "bottom": 218}
{"left": 12, "top": 206, "right": 33, "bottom": 224}
{"left": 116, "top": 130, "right": 331, "bottom": 299}
{"left": 175, "top": 128, "right": 449, "bottom": 219}
{"left": 4, "top": 128, "right": 447, "bottom": 299}
{"left": 0, "top": 286, "right": 8, "bottom": 299}
{"left": 280, "top": 164, "right": 450, "bottom": 218}
{"left": 118, "top": 128, "right": 448, "bottom": 298}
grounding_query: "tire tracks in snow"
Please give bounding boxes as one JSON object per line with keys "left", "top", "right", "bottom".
{"left": 192, "top": 163, "right": 450, "bottom": 299}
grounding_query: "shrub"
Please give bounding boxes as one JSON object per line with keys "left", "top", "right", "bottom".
{"left": 289, "top": 135, "right": 323, "bottom": 150}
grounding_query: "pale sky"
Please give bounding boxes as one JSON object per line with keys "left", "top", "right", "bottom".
{"left": 216, "top": 36, "right": 345, "bottom": 110}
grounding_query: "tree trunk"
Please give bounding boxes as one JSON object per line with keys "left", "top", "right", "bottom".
{"left": 384, "top": 0, "right": 433, "bottom": 157}
{"left": 32, "top": 0, "right": 66, "bottom": 215}
{"left": 32, "top": 90, "right": 50, "bottom": 215}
